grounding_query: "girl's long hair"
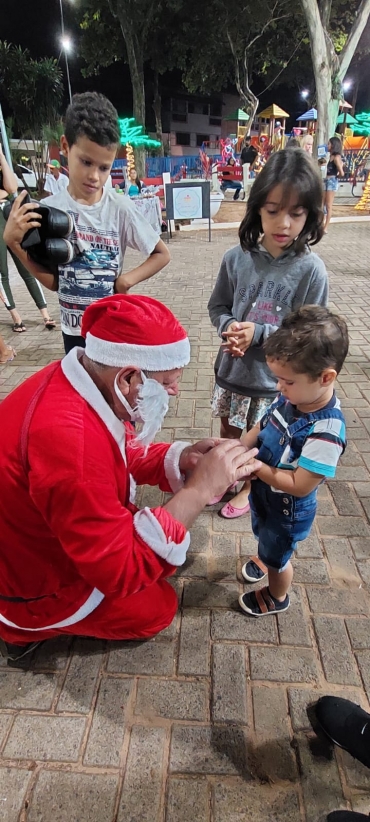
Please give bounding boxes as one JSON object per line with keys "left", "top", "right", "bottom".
{"left": 239, "top": 149, "right": 324, "bottom": 254}
{"left": 328, "top": 136, "right": 342, "bottom": 155}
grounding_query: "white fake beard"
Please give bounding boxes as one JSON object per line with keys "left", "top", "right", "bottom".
{"left": 133, "top": 376, "right": 169, "bottom": 451}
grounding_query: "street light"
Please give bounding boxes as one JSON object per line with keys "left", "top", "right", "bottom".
{"left": 301, "top": 90, "right": 309, "bottom": 99}
{"left": 58, "top": 0, "right": 73, "bottom": 105}
{"left": 342, "top": 80, "right": 352, "bottom": 93}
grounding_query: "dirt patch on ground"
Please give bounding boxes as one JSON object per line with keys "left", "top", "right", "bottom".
{"left": 214, "top": 196, "right": 369, "bottom": 223}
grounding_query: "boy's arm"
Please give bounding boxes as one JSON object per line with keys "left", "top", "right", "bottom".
{"left": 255, "top": 463, "right": 322, "bottom": 497}
{"left": 115, "top": 239, "right": 170, "bottom": 292}
{"left": 240, "top": 422, "right": 261, "bottom": 450}
{"left": 3, "top": 192, "right": 58, "bottom": 291}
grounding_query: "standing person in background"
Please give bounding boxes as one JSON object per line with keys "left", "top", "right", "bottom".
{"left": 324, "top": 136, "right": 345, "bottom": 232}
{"left": 3, "top": 92, "right": 170, "bottom": 354}
{"left": 208, "top": 149, "right": 328, "bottom": 518}
{"left": 240, "top": 136, "right": 259, "bottom": 177}
{"left": 43, "top": 160, "right": 69, "bottom": 196}
{"left": 0, "top": 145, "right": 56, "bottom": 332}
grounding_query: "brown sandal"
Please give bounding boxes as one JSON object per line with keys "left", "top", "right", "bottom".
{"left": 12, "top": 322, "right": 26, "bottom": 333}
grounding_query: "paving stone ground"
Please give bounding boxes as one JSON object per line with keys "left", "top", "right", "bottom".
{"left": 0, "top": 222, "right": 370, "bottom": 821}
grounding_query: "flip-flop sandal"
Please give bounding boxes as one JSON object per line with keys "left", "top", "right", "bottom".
{"left": 12, "top": 322, "right": 26, "bottom": 333}
{"left": 208, "top": 481, "right": 238, "bottom": 506}
{"left": 239, "top": 586, "right": 290, "bottom": 617}
{"left": 220, "top": 500, "right": 250, "bottom": 518}
{"left": 44, "top": 318, "right": 56, "bottom": 330}
{"left": 0, "top": 346, "right": 16, "bottom": 364}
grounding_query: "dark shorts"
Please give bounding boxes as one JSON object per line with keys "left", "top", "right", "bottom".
{"left": 62, "top": 332, "right": 86, "bottom": 354}
{"left": 250, "top": 481, "right": 316, "bottom": 572}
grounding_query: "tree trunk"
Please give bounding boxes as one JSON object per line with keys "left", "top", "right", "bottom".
{"left": 116, "top": 14, "right": 146, "bottom": 177}
{"left": 350, "top": 74, "right": 359, "bottom": 115}
{"left": 152, "top": 71, "right": 164, "bottom": 156}
{"left": 301, "top": 0, "right": 370, "bottom": 154}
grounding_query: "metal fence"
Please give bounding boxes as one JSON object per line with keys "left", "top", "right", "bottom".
{"left": 112, "top": 155, "right": 223, "bottom": 179}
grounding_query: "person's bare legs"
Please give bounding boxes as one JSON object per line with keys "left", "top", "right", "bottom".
{"left": 268, "top": 562, "right": 293, "bottom": 601}
{"left": 324, "top": 190, "right": 336, "bottom": 232}
{"left": 220, "top": 416, "right": 242, "bottom": 439}
{"left": 227, "top": 478, "right": 251, "bottom": 509}
{"left": 0, "top": 333, "right": 16, "bottom": 363}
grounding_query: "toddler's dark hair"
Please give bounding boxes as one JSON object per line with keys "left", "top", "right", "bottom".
{"left": 64, "top": 92, "right": 120, "bottom": 147}
{"left": 264, "top": 305, "right": 349, "bottom": 379}
{"left": 239, "top": 149, "right": 324, "bottom": 254}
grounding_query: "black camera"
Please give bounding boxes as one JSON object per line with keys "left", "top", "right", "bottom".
{"left": 3, "top": 194, "right": 76, "bottom": 275}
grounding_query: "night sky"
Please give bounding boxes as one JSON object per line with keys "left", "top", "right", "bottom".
{"left": 0, "top": 0, "right": 133, "bottom": 115}
{"left": 1, "top": 0, "right": 368, "bottom": 128}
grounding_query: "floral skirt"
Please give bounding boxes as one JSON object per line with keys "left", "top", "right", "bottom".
{"left": 211, "top": 384, "right": 272, "bottom": 431}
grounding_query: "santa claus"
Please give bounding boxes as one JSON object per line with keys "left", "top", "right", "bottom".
{"left": 0, "top": 294, "right": 260, "bottom": 663}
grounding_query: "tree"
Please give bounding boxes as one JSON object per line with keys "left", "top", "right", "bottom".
{"left": 79, "top": 0, "right": 159, "bottom": 175}
{"left": 176, "top": 0, "right": 306, "bottom": 133}
{"left": 0, "top": 42, "right": 63, "bottom": 194}
{"left": 299, "top": 0, "right": 370, "bottom": 148}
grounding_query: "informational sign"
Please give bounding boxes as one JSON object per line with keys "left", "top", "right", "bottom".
{"left": 165, "top": 181, "right": 212, "bottom": 242}
{"left": 173, "top": 186, "right": 203, "bottom": 219}
{"left": 317, "top": 144, "right": 328, "bottom": 157}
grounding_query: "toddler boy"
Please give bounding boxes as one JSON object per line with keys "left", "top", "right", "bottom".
{"left": 238, "top": 305, "right": 348, "bottom": 617}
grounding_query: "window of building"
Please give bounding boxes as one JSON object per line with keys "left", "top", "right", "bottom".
{"left": 176, "top": 132, "right": 191, "bottom": 146}
{"left": 210, "top": 102, "right": 222, "bottom": 117}
{"left": 188, "top": 102, "right": 195, "bottom": 114}
{"left": 209, "top": 117, "right": 222, "bottom": 126}
{"left": 196, "top": 134, "right": 210, "bottom": 146}
{"left": 202, "top": 104, "right": 209, "bottom": 115}
{"left": 171, "top": 99, "right": 187, "bottom": 123}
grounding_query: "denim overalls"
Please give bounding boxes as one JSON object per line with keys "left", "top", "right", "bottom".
{"left": 250, "top": 396, "right": 346, "bottom": 572}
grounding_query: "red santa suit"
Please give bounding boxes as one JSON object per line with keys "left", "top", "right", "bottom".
{"left": 0, "top": 295, "right": 192, "bottom": 645}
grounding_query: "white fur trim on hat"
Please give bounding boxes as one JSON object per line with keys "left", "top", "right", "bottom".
{"left": 85, "top": 332, "right": 190, "bottom": 370}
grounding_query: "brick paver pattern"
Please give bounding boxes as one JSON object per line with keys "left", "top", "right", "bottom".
{"left": 0, "top": 223, "right": 370, "bottom": 821}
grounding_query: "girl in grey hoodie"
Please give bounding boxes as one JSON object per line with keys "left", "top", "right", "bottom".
{"left": 208, "top": 149, "right": 328, "bottom": 517}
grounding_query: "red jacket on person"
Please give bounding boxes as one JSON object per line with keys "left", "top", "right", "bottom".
{"left": 0, "top": 349, "right": 189, "bottom": 643}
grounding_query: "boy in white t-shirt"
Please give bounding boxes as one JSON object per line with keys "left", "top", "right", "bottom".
{"left": 44, "top": 160, "right": 69, "bottom": 196}
{"left": 4, "top": 93, "right": 170, "bottom": 352}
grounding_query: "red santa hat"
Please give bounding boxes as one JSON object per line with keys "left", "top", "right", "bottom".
{"left": 82, "top": 294, "right": 190, "bottom": 370}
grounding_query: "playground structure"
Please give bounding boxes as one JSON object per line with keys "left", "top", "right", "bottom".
{"left": 256, "top": 104, "right": 290, "bottom": 149}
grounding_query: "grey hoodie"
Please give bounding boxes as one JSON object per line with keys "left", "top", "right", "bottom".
{"left": 208, "top": 244, "right": 328, "bottom": 398}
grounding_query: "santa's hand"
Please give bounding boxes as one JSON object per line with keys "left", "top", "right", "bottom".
{"left": 179, "top": 438, "right": 221, "bottom": 474}
{"left": 186, "top": 441, "right": 261, "bottom": 501}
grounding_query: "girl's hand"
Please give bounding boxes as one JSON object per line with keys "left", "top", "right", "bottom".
{"left": 222, "top": 322, "right": 255, "bottom": 357}
{"left": 3, "top": 191, "right": 41, "bottom": 249}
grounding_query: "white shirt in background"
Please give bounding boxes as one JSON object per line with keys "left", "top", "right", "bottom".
{"left": 44, "top": 172, "right": 69, "bottom": 195}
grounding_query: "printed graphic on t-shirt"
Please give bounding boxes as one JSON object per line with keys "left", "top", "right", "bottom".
{"left": 58, "top": 212, "right": 119, "bottom": 335}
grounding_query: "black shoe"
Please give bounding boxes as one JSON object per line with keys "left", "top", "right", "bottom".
{"left": 0, "top": 638, "right": 43, "bottom": 666}
{"left": 307, "top": 696, "right": 370, "bottom": 769}
{"left": 327, "top": 813, "right": 370, "bottom": 821}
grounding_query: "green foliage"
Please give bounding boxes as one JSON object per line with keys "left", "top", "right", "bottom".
{"left": 0, "top": 42, "right": 63, "bottom": 192}
{"left": 0, "top": 42, "right": 63, "bottom": 138}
